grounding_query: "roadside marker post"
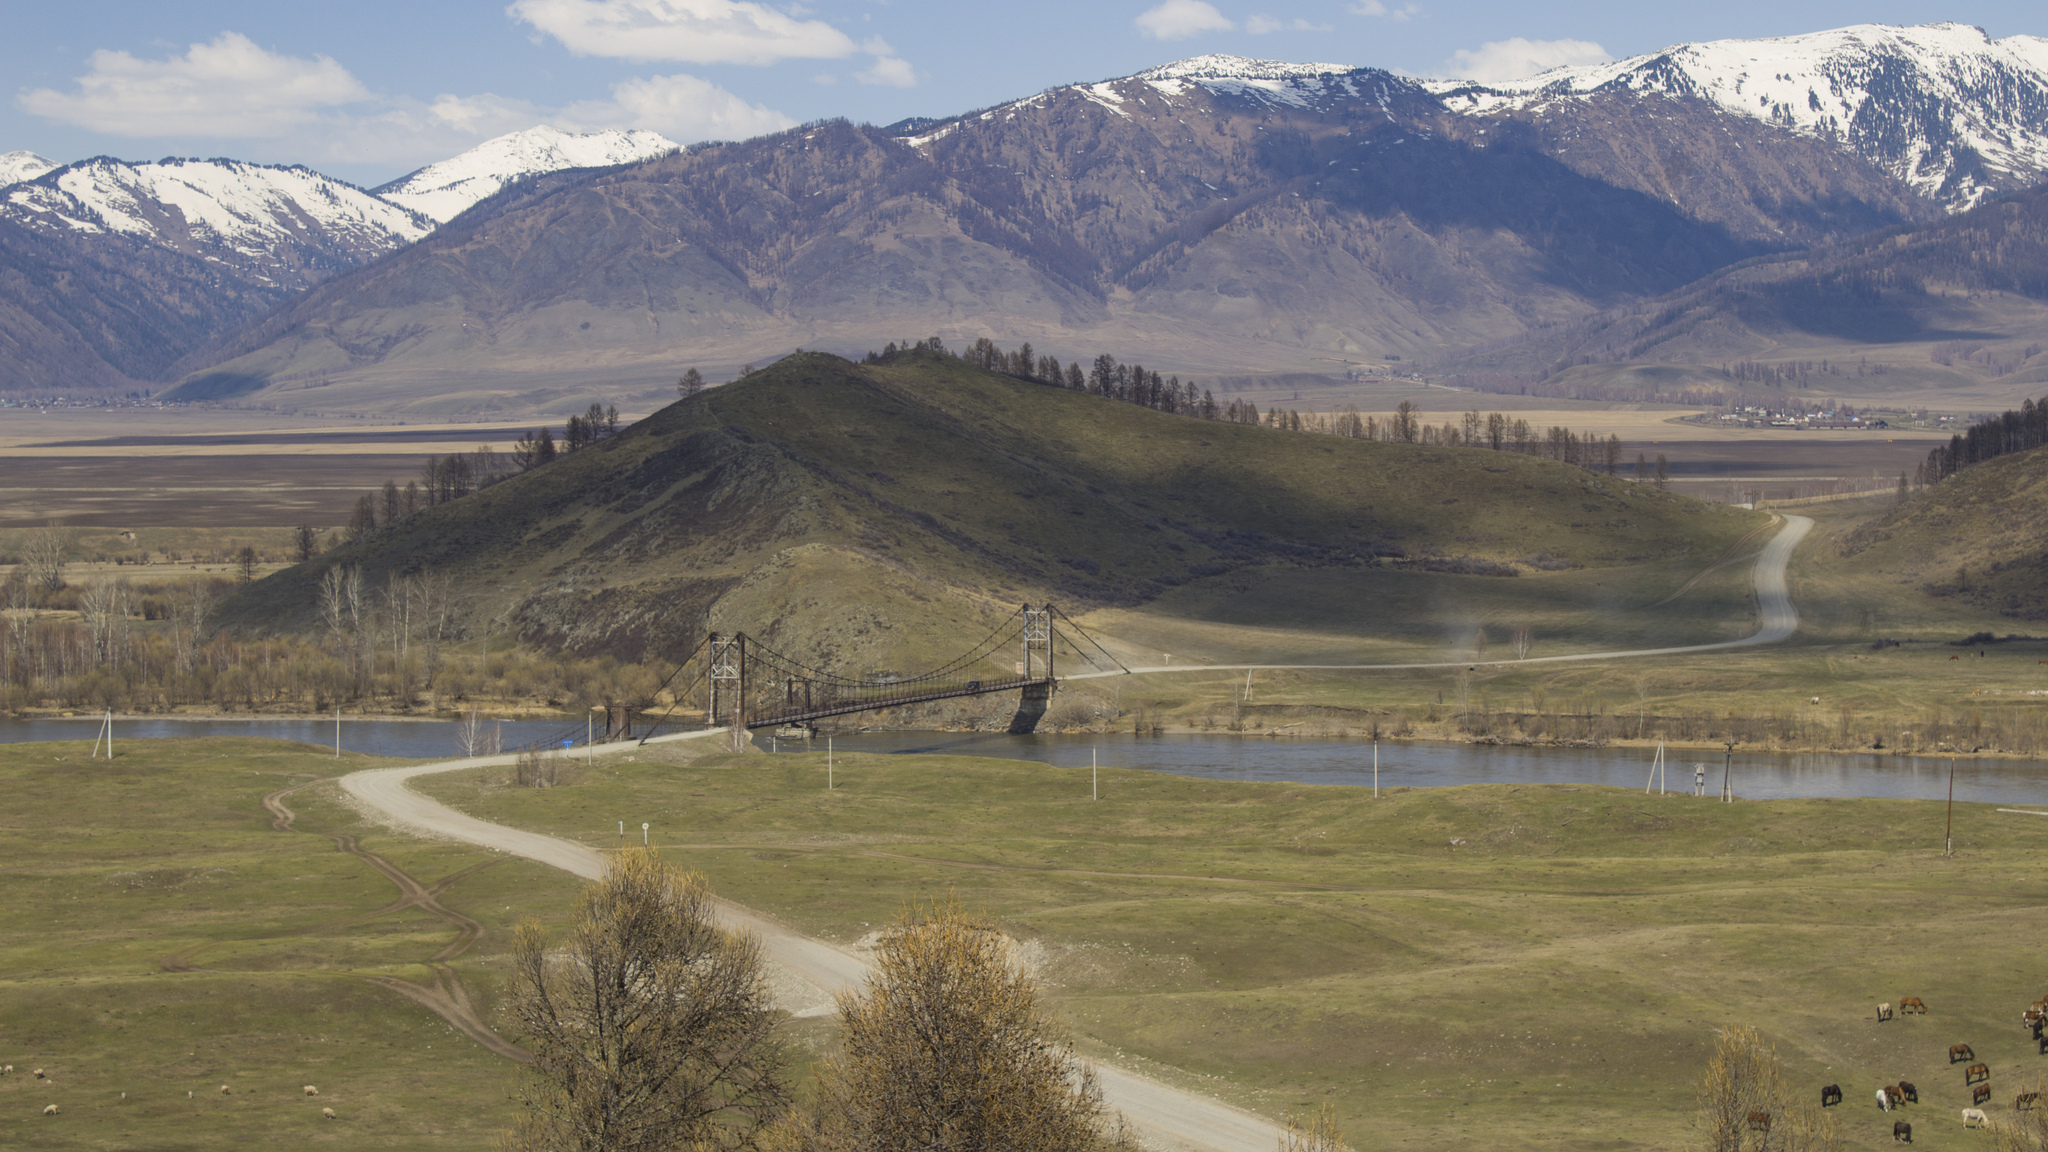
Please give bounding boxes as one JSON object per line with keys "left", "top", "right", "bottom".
{"left": 641, "top": 822, "right": 649, "bottom": 847}
{"left": 1092, "top": 748, "right": 1098, "bottom": 802}
{"left": 1946, "top": 759, "right": 1955, "bottom": 857}
{"left": 1373, "top": 742, "right": 1379, "bottom": 799}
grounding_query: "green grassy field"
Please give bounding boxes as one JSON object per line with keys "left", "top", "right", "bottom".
{"left": 420, "top": 743, "right": 2048, "bottom": 1151}
{"left": 0, "top": 738, "right": 584, "bottom": 1151}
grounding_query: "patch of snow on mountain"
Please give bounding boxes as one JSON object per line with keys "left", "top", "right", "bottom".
{"left": 376, "top": 126, "right": 677, "bottom": 224}
{"left": 0, "top": 151, "right": 57, "bottom": 187}
{"left": 1135, "top": 55, "right": 1352, "bottom": 82}
{"left": 1426, "top": 22, "right": 2048, "bottom": 209}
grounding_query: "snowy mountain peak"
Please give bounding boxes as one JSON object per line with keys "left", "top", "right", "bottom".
{"left": 1134, "top": 55, "right": 1353, "bottom": 82}
{"left": 1429, "top": 21, "right": 2048, "bottom": 209}
{"left": 1, "top": 156, "right": 431, "bottom": 289}
{"left": 1, "top": 151, "right": 58, "bottom": 188}
{"left": 375, "top": 126, "right": 678, "bottom": 224}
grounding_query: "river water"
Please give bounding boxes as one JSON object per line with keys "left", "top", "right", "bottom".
{"left": 5, "top": 717, "right": 2045, "bottom": 805}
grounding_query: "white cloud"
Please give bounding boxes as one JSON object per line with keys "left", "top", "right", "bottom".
{"left": 1444, "top": 37, "right": 1611, "bottom": 84}
{"left": 508, "top": 0, "right": 859, "bottom": 65}
{"left": 16, "top": 32, "right": 368, "bottom": 137}
{"left": 559, "top": 73, "right": 797, "bottom": 139}
{"left": 1246, "top": 14, "right": 1331, "bottom": 33}
{"left": 1351, "top": 1, "right": 1419, "bottom": 20}
{"left": 856, "top": 53, "right": 916, "bottom": 87}
{"left": 1135, "top": 0, "right": 1235, "bottom": 40}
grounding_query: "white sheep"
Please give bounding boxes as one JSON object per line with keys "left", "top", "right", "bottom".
{"left": 219, "top": 1084, "right": 230, "bottom": 1096}
{"left": 322, "top": 1107, "right": 336, "bottom": 1120}
{"left": 303, "top": 1085, "right": 318, "bottom": 1096}
{"left": 1877, "top": 1088, "right": 1891, "bottom": 1112}
{"left": 1965, "top": 1108, "right": 1989, "bottom": 1128}
{"left": 42, "top": 1104, "right": 57, "bottom": 1116}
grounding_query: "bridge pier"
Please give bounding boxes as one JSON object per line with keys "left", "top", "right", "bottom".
{"left": 1008, "top": 680, "right": 1056, "bottom": 734}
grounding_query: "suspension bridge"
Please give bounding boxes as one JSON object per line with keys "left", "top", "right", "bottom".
{"left": 611, "top": 604, "right": 1123, "bottom": 745}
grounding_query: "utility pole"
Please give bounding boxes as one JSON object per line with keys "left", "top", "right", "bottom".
{"left": 1373, "top": 742, "right": 1379, "bottom": 799}
{"left": 1092, "top": 748, "right": 1098, "bottom": 801}
{"left": 1721, "top": 738, "right": 1738, "bottom": 802}
{"left": 1945, "top": 759, "right": 1955, "bottom": 857}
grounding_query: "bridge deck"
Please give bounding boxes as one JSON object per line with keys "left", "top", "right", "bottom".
{"left": 745, "top": 676, "right": 1055, "bottom": 729}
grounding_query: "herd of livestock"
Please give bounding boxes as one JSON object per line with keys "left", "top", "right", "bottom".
{"left": 1796, "top": 996, "right": 2048, "bottom": 1142}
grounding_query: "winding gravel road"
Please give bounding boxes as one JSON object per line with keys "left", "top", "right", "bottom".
{"left": 338, "top": 514, "right": 1810, "bottom": 1152}
{"left": 1065, "top": 514, "right": 1813, "bottom": 679}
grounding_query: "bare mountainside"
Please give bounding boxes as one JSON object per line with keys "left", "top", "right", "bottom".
{"left": 172, "top": 62, "right": 1933, "bottom": 416}
{"left": 212, "top": 351, "right": 1762, "bottom": 671}
{"left": 1441, "top": 180, "right": 2048, "bottom": 402}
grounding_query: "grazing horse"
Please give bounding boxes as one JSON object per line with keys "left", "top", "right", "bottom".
{"left": 1898, "top": 1081, "right": 1919, "bottom": 1104}
{"left": 1820, "top": 1084, "right": 1843, "bottom": 1107}
{"left": 1900, "top": 997, "right": 1927, "bottom": 1014}
{"left": 2038, "top": 1033, "right": 2048, "bottom": 1055}
{"left": 1975, "top": 1084, "right": 1994, "bottom": 1107}
{"left": 1884, "top": 1085, "right": 1905, "bottom": 1108}
{"left": 1967, "top": 1062, "right": 1991, "bottom": 1085}
{"left": 1894, "top": 1120, "right": 1913, "bottom": 1142}
{"left": 1877, "top": 1089, "right": 1892, "bottom": 1112}
{"left": 1951, "top": 1043, "right": 1976, "bottom": 1063}
{"left": 1964, "top": 1108, "right": 1990, "bottom": 1128}
{"left": 2018, "top": 1092, "right": 2041, "bottom": 1111}
{"left": 1950, "top": 654, "right": 1961, "bottom": 661}
{"left": 1746, "top": 1112, "right": 1772, "bottom": 1135}
{"left": 1878, "top": 1002, "right": 1894, "bottom": 1021}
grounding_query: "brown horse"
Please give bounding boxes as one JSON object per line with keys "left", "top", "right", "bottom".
{"left": 1967, "top": 1063, "right": 1990, "bottom": 1085}
{"left": 1746, "top": 1112, "right": 1772, "bottom": 1135}
{"left": 1950, "top": 1044, "right": 1976, "bottom": 1063}
{"left": 2019, "top": 1092, "right": 2041, "bottom": 1111}
{"left": 1894, "top": 1120, "right": 1913, "bottom": 1142}
{"left": 1900, "top": 997, "right": 1927, "bottom": 1014}
{"left": 1898, "top": 1081, "right": 1918, "bottom": 1104}
{"left": 1820, "top": 1084, "right": 1843, "bottom": 1107}
{"left": 1975, "top": 1084, "right": 1994, "bottom": 1107}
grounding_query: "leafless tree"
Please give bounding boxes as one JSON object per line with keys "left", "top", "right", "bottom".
{"left": 79, "top": 578, "right": 129, "bottom": 667}
{"left": 1461, "top": 410, "right": 1482, "bottom": 445}
{"left": 409, "top": 572, "right": 453, "bottom": 690}
{"left": 1696, "top": 1024, "right": 1786, "bottom": 1152}
{"left": 1392, "top": 400, "right": 1419, "bottom": 444}
{"left": 22, "top": 521, "right": 68, "bottom": 592}
{"left": 1510, "top": 625, "right": 1534, "bottom": 660}
{"left": 1655, "top": 453, "right": 1671, "bottom": 489}
{"left": 457, "top": 709, "right": 487, "bottom": 757}
{"left": 1486, "top": 411, "right": 1507, "bottom": 450}
{"left": 1279, "top": 1104, "right": 1348, "bottom": 1152}
{"left": 795, "top": 896, "right": 1116, "bottom": 1152}
{"left": 169, "top": 581, "right": 215, "bottom": 673}
{"left": 318, "top": 565, "right": 367, "bottom": 695}
{"left": 505, "top": 850, "right": 787, "bottom": 1152}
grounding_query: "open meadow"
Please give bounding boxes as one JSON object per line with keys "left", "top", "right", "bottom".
{"left": 412, "top": 740, "right": 2048, "bottom": 1151}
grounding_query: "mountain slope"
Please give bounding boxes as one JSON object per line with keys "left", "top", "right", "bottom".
{"left": 375, "top": 126, "right": 678, "bottom": 223}
{"left": 0, "top": 152, "right": 56, "bottom": 187}
{"left": 1836, "top": 443, "right": 2048, "bottom": 620}
{"left": 213, "top": 350, "right": 1764, "bottom": 668}
{"left": 173, "top": 57, "right": 1940, "bottom": 413}
{"left": 0, "top": 157, "right": 431, "bottom": 392}
{"left": 1440, "top": 180, "right": 2048, "bottom": 387}
{"left": 1433, "top": 22, "right": 2048, "bottom": 210}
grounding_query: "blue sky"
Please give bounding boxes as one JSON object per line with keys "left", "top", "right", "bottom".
{"left": 4, "top": 0, "right": 2042, "bottom": 185}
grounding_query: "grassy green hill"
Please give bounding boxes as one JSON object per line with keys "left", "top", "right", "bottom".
{"left": 1831, "top": 444, "right": 2048, "bottom": 622}
{"left": 215, "top": 350, "right": 1766, "bottom": 672}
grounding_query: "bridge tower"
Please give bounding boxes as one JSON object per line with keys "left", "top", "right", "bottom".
{"left": 1023, "top": 605, "right": 1053, "bottom": 679}
{"left": 708, "top": 632, "right": 747, "bottom": 750}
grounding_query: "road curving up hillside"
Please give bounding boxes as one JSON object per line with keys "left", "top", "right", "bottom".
{"left": 1067, "top": 514, "right": 1813, "bottom": 680}
{"left": 337, "top": 514, "right": 1810, "bottom": 1152}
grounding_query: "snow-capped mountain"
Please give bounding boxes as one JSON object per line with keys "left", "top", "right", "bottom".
{"left": 2, "top": 157, "right": 432, "bottom": 291}
{"left": 375, "top": 126, "right": 678, "bottom": 223}
{"left": 0, "top": 151, "right": 57, "bottom": 187}
{"left": 1429, "top": 22, "right": 2048, "bottom": 209}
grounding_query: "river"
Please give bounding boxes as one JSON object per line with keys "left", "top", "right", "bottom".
{"left": 5, "top": 718, "right": 2045, "bottom": 805}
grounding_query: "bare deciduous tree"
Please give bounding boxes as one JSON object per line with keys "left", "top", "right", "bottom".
{"left": 796, "top": 896, "right": 1116, "bottom": 1152}
{"left": 1510, "top": 625, "right": 1534, "bottom": 660}
{"left": 23, "top": 521, "right": 68, "bottom": 592}
{"left": 1279, "top": 1104, "right": 1348, "bottom": 1152}
{"left": 1696, "top": 1024, "right": 1787, "bottom": 1152}
{"left": 505, "top": 850, "right": 786, "bottom": 1152}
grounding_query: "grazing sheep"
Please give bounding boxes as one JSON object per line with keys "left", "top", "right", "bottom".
{"left": 303, "top": 1085, "right": 318, "bottom": 1097}
{"left": 1878, "top": 1088, "right": 1892, "bottom": 1112}
{"left": 321, "top": 1107, "right": 336, "bottom": 1120}
{"left": 42, "top": 1104, "right": 57, "bottom": 1116}
{"left": 1965, "top": 1108, "right": 1990, "bottom": 1127}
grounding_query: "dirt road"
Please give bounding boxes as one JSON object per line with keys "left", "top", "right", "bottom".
{"left": 340, "top": 740, "right": 1284, "bottom": 1152}
{"left": 1067, "top": 514, "right": 1813, "bottom": 680}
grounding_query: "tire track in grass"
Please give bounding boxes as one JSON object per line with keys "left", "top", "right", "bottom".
{"left": 160, "top": 777, "right": 529, "bottom": 1062}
